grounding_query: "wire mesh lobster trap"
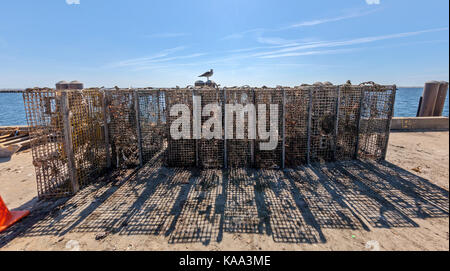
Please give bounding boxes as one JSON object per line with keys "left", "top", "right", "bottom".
{"left": 284, "top": 87, "right": 310, "bottom": 167}
{"left": 107, "top": 89, "right": 140, "bottom": 168}
{"left": 23, "top": 88, "right": 108, "bottom": 198}
{"left": 254, "top": 88, "right": 284, "bottom": 169}
{"left": 335, "top": 85, "right": 363, "bottom": 160}
{"left": 23, "top": 83, "right": 396, "bottom": 199}
{"left": 308, "top": 85, "right": 339, "bottom": 163}
{"left": 357, "top": 85, "right": 396, "bottom": 160}
{"left": 23, "top": 89, "right": 70, "bottom": 198}
{"left": 195, "top": 88, "right": 224, "bottom": 168}
{"left": 137, "top": 89, "right": 167, "bottom": 164}
{"left": 164, "top": 88, "right": 196, "bottom": 167}
{"left": 224, "top": 87, "right": 255, "bottom": 168}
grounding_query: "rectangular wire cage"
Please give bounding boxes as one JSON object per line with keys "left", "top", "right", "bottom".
{"left": 23, "top": 84, "right": 396, "bottom": 198}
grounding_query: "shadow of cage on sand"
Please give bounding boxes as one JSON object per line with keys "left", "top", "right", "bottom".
{"left": 1, "top": 158, "right": 448, "bottom": 247}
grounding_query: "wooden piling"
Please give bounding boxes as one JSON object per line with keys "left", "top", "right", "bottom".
{"left": 418, "top": 81, "right": 440, "bottom": 117}
{"left": 433, "top": 81, "right": 449, "bottom": 117}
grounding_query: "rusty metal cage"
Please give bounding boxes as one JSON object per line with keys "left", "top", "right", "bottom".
{"left": 284, "top": 87, "right": 310, "bottom": 167}
{"left": 23, "top": 88, "right": 109, "bottom": 198}
{"left": 357, "top": 85, "right": 396, "bottom": 160}
{"left": 164, "top": 88, "right": 196, "bottom": 167}
{"left": 23, "top": 84, "right": 396, "bottom": 199}
{"left": 224, "top": 87, "right": 255, "bottom": 168}
{"left": 195, "top": 88, "right": 224, "bottom": 168}
{"left": 68, "top": 89, "right": 108, "bottom": 187}
{"left": 23, "top": 89, "right": 70, "bottom": 198}
{"left": 106, "top": 89, "right": 139, "bottom": 168}
{"left": 254, "top": 88, "right": 283, "bottom": 169}
{"left": 309, "top": 85, "right": 339, "bottom": 163}
{"left": 336, "top": 85, "right": 363, "bottom": 160}
{"left": 137, "top": 89, "right": 166, "bottom": 164}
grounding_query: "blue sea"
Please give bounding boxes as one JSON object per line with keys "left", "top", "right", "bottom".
{"left": 0, "top": 88, "right": 448, "bottom": 126}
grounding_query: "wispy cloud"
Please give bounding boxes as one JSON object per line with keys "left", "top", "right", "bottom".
{"left": 107, "top": 46, "right": 207, "bottom": 69}
{"left": 107, "top": 27, "right": 448, "bottom": 70}
{"left": 222, "top": 29, "right": 264, "bottom": 40}
{"left": 222, "top": 8, "right": 380, "bottom": 41}
{"left": 145, "top": 32, "right": 190, "bottom": 38}
{"left": 251, "top": 27, "right": 449, "bottom": 58}
{"left": 132, "top": 53, "right": 207, "bottom": 70}
{"left": 256, "top": 36, "right": 299, "bottom": 46}
{"left": 107, "top": 46, "right": 185, "bottom": 67}
{"left": 287, "top": 9, "right": 379, "bottom": 28}
{"left": 258, "top": 48, "right": 356, "bottom": 59}
{"left": 66, "top": 0, "right": 80, "bottom": 5}
{"left": 365, "top": 0, "right": 380, "bottom": 5}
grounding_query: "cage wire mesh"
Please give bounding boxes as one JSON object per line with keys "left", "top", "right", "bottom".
{"left": 284, "top": 87, "right": 310, "bottom": 167}
{"left": 254, "top": 88, "right": 283, "bottom": 169}
{"left": 358, "top": 85, "right": 396, "bottom": 160}
{"left": 309, "top": 85, "right": 339, "bottom": 163}
{"left": 106, "top": 89, "right": 140, "bottom": 168}
{"left": 336, "top": 85, "right": 363, "bottom": 160}
{"left": 164, "top": 88, "right": 196, "bottom": 167}
{"left": 67, "top": 89, "right": 108, "bottom": 187}
{"left": 23, "top": 89, "right": 70, "bottom": 198}
{"left": 225, "top": 87, "right": 254, "bottom": 168}
{"left": 195, "top": 88, "right": 224, "bottom": 168}
{"left": 23, "top": 84, "right": 396, "bottom": 199}
{"left": 137, "top": 89, "right": 167, "bottom": 164}
{"left": 23, "top": 88, "right": 109, "bottom": 198}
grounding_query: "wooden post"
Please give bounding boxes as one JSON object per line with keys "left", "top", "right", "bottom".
{"left": 382, "top": 85, "right": 397, "bottom": 160}
{"left": 281, "top": 88, "right": 286, "bottom": 169}
{"left": 61, "top": 91, "right": 79, "bottom": 193}
{"left": 433, "top": 81, "right": 449, "bottom": 116}
{"left": 101, "top": 90, "right": 111, "bottom": 168}
{"left": 418, "top": 81, "right": 440, "bottom": 117}
{"left": 223, "top": 88, "right": 228, "bottom": 169}
{"left": 306, "top": 88, "right": 313, "bottom": 164}
{"left": 354, "top": 87, "right": 365, "bottom": 160}
{"left": 250, "top": 89, "right": 255, "bottom": 167}
{"left": 333, "top": 86, "right": 341, "bottom": 161}
{"left": 416, "top": 96, "right": 423, "bottom": 117}
{"left": 134, "top": 90, "right": 143, "bottom": 167}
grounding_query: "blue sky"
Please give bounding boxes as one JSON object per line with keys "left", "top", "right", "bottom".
{"left": 0, "top": 0, "right": 448, "bottom": 88}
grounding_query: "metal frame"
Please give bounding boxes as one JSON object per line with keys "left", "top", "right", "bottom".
{"left": 281, "top": 88, "right": 286, "bottom": 169}
{"left": 333, "top": 86, "right": 341, "bottom": 160}
{"left": 306, "top": 88, "right": 313, "bottom": 164}
{"left": 354, "top": 87, "right": 365, "bottom": 160}
{"left": 101, "top": 90, "right": 111, "bottom": 168}
{"left": 223, "top": 87, "right": 228, "bottom": 169}
{"left": 134, "top": 89, "right": 144, "bottom": 168}
{"left": 382, "top": 85, "right": 397, "bottom": 160}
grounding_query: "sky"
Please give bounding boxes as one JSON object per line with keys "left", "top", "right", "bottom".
{"left": 0, "top": 0, "right": 448, "bottom": 88}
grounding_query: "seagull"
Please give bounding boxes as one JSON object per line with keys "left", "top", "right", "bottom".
{"left": 199, "top": 69, "right": 214, "bottom": 81}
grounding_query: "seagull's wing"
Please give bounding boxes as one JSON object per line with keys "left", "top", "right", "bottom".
{"left": 199, "top": 71, "right": 209, "bottom": 77}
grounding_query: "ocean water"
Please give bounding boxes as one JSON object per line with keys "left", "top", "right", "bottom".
{"left": 395, "top": 87, "right": 449, "bottom": 117}
{"left": 0, "top": 88, "right": 448, "bottom": 126}
{"left": 0, "top": 93, "right": 27, "bottom": 126}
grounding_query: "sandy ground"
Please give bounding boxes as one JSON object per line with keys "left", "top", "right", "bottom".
{"left": 0, "top": 131, "right": 448, "bottom": 251}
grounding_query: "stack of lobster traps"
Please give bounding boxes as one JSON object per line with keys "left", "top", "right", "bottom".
{"left": 23, "top": 82, "right": 396, "bottom": 198}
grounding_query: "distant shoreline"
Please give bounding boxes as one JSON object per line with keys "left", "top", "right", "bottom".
{"left": 0, "top": 89, "right": 24, "bottom": 93}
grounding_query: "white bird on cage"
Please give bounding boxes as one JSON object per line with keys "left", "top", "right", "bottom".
{"left": 198, "top": 69, "right": 214, "bottom": 81}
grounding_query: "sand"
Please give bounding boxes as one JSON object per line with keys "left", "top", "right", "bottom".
{"left": 0, "top": 131, "right": 448, "bottom": 251}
